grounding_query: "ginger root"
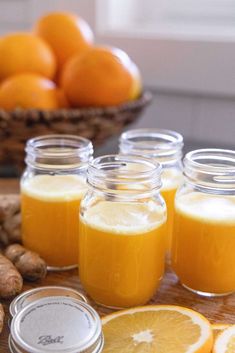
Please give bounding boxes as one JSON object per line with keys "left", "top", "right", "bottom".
{"left": 0, "top": 304, "right": 4, "bottom": 334}
{"left": 0, "top": 304, "right": 5, "bottom": 333}
{"left": 5, "top": 244, "right": 47, "bottom": 281}
{"left": 0, "top": 254, "right": 23, "bottom": 298}
{"left": 0, "top": 195, "right": 21, "bottom": 245}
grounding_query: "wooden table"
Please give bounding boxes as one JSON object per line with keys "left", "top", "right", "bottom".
{"left": 1, "top": 179, "right": 235, "bottom": 352}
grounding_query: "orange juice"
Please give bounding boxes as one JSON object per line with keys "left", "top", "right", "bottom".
{"left": 79, "top": 201, "right": 166, "bottom": 308}
{"left": 119, "top": 128, "right": 184, "bottom": 253}
{"left": 21, "top": 174, "right": 87, "bottom": 269}
{"left": 161, "top": 168, "right": 182, "bottom": 251}
{"left": 172, "top": 193, "right": 235, "bottom": 295}
{"left": 119, "top": 163, "right": 182, "bottom": 252}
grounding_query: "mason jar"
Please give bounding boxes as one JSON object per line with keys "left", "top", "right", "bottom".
{"left": 21, "top": 134, "right": 93, "bottom": 271}
{"left": 119, "top": 128, "right": 183, "bottom": 252}
{"left": 172, "top": 149, "right": 235, "bottom": 297}
{"left": 79, "top": 154, "right": 167, "bottom": 308}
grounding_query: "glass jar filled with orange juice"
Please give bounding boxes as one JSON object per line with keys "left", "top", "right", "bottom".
{"left": 172, "top": 149, "right": 235, "bottom": 297}
{"left": 21, "top": 135, "right": 93, "bottom": 271}
{"left": 79, "top": 155, "right": 167, "bottom": 308}
{"left": 119, "top": 129, "right": 183, "bottom": 252}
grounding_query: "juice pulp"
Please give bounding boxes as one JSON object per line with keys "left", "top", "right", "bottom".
{"left": 172, "top": 193, "right": 235, "bottom": 295}
{"left": 21, "top": 174, "right": 87, "bottom": 268}
{"left": 79, "top": 201, "right": 166, "bottom": 308}
{"left": 161, "top": 168, "right": 182, "bottom": 251}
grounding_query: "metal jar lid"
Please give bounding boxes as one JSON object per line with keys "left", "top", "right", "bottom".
{"left": 10, "top": 286, "right": 88, "bottom": 318}
{"left": 9, "top": 296, "right": 104, "bottom": 353}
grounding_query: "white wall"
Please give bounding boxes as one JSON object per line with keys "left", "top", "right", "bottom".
{"left": 136, "top": 91, "right": 235, "bottom": 147}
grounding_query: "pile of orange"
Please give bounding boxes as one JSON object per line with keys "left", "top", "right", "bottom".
{"left": 0, "top": 12, "right": 142, "bottom": 111}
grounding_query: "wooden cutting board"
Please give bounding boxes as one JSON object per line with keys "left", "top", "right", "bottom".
{"left": 0, "top": 178, "right": 235, "bottom": 352}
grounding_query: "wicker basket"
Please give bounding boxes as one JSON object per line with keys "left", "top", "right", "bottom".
{"left": 0, "top": 91, "right": 152, "bottom": 170}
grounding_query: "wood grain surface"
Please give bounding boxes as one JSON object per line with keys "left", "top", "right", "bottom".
{"left": 0, "top": 178, "right": 235, "bottom": 352}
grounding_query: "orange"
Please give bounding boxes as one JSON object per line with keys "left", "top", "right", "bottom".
{"left": 35, "top": 11, "right": 94, "bottom": 69}
{"left": 102, "top": 305, "right": 213, "bottom": 353}
{"left": 213, "top": 325, "right": 235, "bottom": 353}
{"left": 0, "top": 33, "right": 56, "bottom": 80}
{"left": 212, "top": 324, "right": 232, "bottom": 340}
{"left": 0, "top": 73, "right": 66, "bottom": 111}
{"left": 57, "top": 89, "right": 70, "bottom": 108}
{"left": 61, "top": 46, "right": 137, "bottom": 107}
{"left": 129, "top": 61, "right": 142, "bottom": 100}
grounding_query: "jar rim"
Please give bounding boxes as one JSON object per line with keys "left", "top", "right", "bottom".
{"left": 184, "top": 148, "right": 235, "bottom": 192}
{"left": 185, "top": 149, "right": 235, "bottom": 172}
{"left": 26, "top": 134, "right": 93, "bottom": 157}
{"left": 87, "top": 154, "right": 162, "bottom": 195}
{"left": 120, "top": 128, "right": 183, "bottom": 154}
{"left": 25, "top": 134, "right": 93, "bottom": 170}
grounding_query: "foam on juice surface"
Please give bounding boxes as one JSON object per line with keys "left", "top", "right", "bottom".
{"left": 81, "top": 201, "right": 165, "bottom": 234}
{"left": 22, "top": 174, "right": 87, "bottom": 201}
{"left": 176, "top": 193, "right": 235, "bottom": 224}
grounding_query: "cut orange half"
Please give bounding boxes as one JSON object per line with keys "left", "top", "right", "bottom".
{"left": 102, "top": 305, "right": 213, "bottom": 353}
{"left": 213, "top": 325, "right": 235, "bottom": 353}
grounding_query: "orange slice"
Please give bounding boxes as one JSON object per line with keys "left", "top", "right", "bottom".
{"left": 213, "top": 325, "right": 235, "bottom": 353}
{"left": 212, "top": 324, "right": 232, "bottom": 340}
{"left": 102, "top": 305, "right": 213, "bottom": 353}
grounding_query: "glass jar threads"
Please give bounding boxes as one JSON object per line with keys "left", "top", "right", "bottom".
{"left": 172, "top": 149, "right": 235, "bottom": 296}
{"left": 79, "top": 154, "right": 167, "bottom": 308}
{"left": 21, "top": 135, "right": 93, "bottom": 270}
{"left": 119, "top": 128, "right": 183, "bottom": 252}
